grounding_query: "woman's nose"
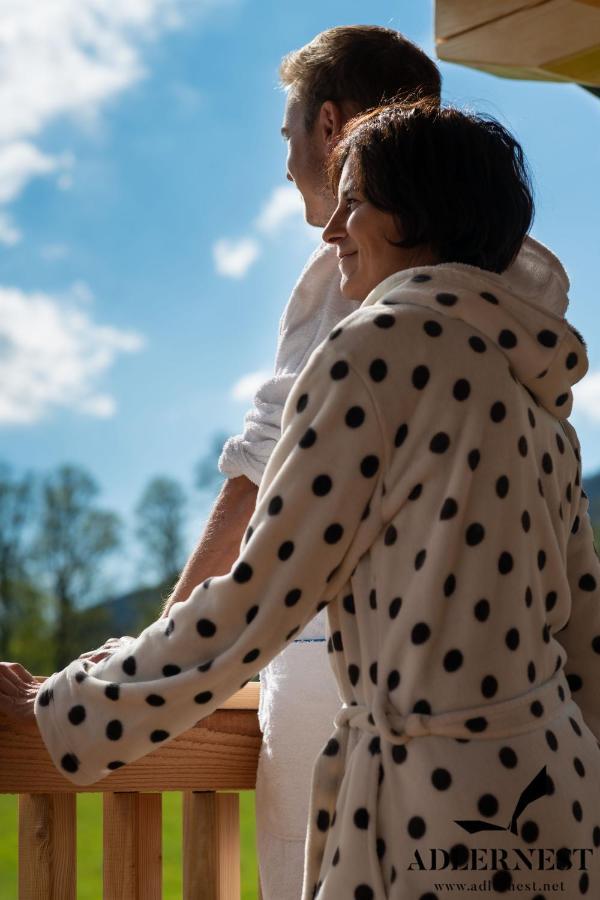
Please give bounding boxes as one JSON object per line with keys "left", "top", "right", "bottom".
{"left": 322, "top": 207, "right": 346, "bottom": 246}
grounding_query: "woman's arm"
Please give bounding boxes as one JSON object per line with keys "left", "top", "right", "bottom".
{"left": 34, "top": 337, "right": 387, "bottom": 785}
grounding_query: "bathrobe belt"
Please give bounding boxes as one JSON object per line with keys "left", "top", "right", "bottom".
{"left": 333, "top": 667, "right": 573, "bottom": 745}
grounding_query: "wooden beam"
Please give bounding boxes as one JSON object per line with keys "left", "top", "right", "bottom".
{"left": 183, "top": 791, "right": 240, "bottom": 900}
{"left": 103, "top": 792, "right": 162, "bottom": 900}
{"left": 436, "top": 0, "right": 544, "bottom": 41}
{"left": 18, "top": 792, "right": 76, "bottom": 900}
{"left": 435, "top": 0, "right": 600, "bottom": 85}
{"left": 0, "top": 682, "right": 261, "bottom": 794}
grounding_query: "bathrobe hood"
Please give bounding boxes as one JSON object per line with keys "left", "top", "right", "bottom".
{"left": 360, "top": 236, "right": 588, "bottom": 420}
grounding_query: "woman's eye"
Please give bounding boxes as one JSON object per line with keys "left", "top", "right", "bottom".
{"left": 346, "top": 197, "right": 359, "bottom": 210}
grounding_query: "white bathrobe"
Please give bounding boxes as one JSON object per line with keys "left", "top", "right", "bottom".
{"left": 34, "top": 240, "right": 600, "bottom": 899}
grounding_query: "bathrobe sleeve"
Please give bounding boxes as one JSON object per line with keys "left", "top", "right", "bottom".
{"left": 555, "top": 434, "right": 600, "bottom": 741}
{"left": 217, "top": 370, "right": 296, "bottom": 487}
{"left": 34, "top": 337, "right": 386, "bottom": 785}
{"left": 217, "top": 243, "right": 346, "bottom": 488}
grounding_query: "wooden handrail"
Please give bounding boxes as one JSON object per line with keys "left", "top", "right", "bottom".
{"left": 1, "top": 680, "right": 263, "bottom": 899}
{"left": 0, "top": 681, "right": 261, "bottom": 793}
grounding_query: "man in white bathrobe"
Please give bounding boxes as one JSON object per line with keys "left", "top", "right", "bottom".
{"left": 163, "top": 26, "right": 439, "bottom": 900}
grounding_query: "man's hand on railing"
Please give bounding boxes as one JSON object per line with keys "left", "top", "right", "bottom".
{"left": 0, "top": 661, "right": 41, "bottom": 730}
{"left": 77, "top": 635, "right": 136, "bottom": 665}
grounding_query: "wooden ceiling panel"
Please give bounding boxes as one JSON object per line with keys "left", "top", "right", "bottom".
{"left": 435, "top": 0, "right": 600, "bottom": 85}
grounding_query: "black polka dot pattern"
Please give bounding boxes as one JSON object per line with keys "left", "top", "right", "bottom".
{"left": 196, "top": 619, "right": 217, "bottom": 638}
{"left": 34, "top": 276, "right": 596, "bottom": 899}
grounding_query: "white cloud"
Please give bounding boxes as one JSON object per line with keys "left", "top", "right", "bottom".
{"left": 0, "top": 1, "right": 242, "bottom": 424}
{"left": 77, "top": 393, "right": 116, "bottom": 418}
{"left": 0, "top": 211, "right": 22, "bottom": 246}
{"left": 0, "top": 1, "right": 183, "bottom": 147}
{"left": 0, "top": 286, "right": 144, "bottom": 425}
{"left": 0, "top": 142, "right": 70, "bottom": 204}
{"left": 67, "top": 280, "right": 95, "bottom": 305}
{"left": 230, "top": 369, "right": 272, "bottom": 403}
{"left": 573, "top": 371, "right": 600, "bottom": 423}
{"left": 41, "top": 242, "right": 70, "bottom": 261}
{"left": 0, "top": 0, "right": 226, "bottom": 229}
{"left": 254, "top": 185, "right": 304, "bottom": 235}
{"left": 212, "top": 237, "right": 261, "bottom": 279}
{"left": 170, "top": 81, "right": 204, "bottom": 115}
{"left": 57, "top": 173, "right": 74, "bottom": 191}
{"left": 214, "top": 184, "right": 319, "bottom": 279}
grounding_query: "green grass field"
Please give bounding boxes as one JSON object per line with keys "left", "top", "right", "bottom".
{"left": 0, "top": 790, "right": 259, "bottom": 899}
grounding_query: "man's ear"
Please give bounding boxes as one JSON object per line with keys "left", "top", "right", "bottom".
{"left": 316, "top": 100, "right": 345, "bottom": 150}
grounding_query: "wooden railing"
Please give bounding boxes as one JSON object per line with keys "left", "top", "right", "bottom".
{"left": 0, "top": 678, "right": 263, "bottom": 900}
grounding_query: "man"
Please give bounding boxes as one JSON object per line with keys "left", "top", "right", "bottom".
{"left": 160, "top": 25, "right": 441, "bottom": 900}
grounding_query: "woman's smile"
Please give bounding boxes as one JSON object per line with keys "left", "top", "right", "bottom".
{"left": 338, "top": 251, "right": 357, "bottom": 268}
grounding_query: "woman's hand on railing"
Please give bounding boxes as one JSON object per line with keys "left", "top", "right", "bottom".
{"left": 0, "top": 661, "right": 41, "bottom": 729}
{"left": 0, "top": 637, "right": 135, "bottom": 728}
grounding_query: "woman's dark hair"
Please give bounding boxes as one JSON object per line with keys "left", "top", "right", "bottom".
{"left": 279, "top": 26, "right": 441, "bottom": 132}
{"left": 328, "top": 98, "right": 534, "bottom": 274}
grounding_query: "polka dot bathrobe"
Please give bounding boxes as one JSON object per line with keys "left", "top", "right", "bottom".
{"left": 35, "top": 261, "right": 600, "bottom": 899}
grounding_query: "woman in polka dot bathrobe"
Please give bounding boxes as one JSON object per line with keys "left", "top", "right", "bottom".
{"left": 29, "top": 102, "right": 600, "bottom": 898}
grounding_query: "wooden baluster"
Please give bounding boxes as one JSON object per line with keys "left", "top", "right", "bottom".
{"left": 103, "top": 792, "right": 162, "bottom": 900}
{"left": 18, "top": 792, "right": 76, "bottom": 900}
{"left": 183, "top": 791, "right": 240, "bottom": 900}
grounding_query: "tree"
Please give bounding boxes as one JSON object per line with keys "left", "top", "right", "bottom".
{"left": 0, "top": 463, "right": 36, "bottom": 659}
{"left": 135, "top": 476, "right": 187, "bottom": 589}
{"left": 35, "top": 464, "right": 122, "bottom": 669}
{"left": 5, "top": 577, "right": 55, "bottom": 674}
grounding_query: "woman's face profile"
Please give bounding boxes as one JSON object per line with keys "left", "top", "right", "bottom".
{"left": 322, "top": 155, "right": 436, "bottom": 301}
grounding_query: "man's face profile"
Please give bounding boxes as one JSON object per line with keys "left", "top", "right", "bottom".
{"left": 281, "top": 88, "right": 336, "bottom": 228}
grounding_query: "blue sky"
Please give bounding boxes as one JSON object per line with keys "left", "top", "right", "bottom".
{"left": 1, "top": 1, "right": 599, "bottom": 598}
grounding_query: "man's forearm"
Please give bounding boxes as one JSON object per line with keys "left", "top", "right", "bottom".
{"left": 160, "top": 474, "right": 259, "bottom": 618}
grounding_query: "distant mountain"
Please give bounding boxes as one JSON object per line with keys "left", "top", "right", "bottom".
{"left": 73, "top": 582, "right": 261, "bottom": 682}
{"left": 73, "top": 584, "right": 165, "bottom": 650}
{"left": 583, "top": 472, "right": 600, "bottom": 525}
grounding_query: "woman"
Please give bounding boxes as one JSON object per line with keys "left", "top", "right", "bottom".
{"left": 2, "top": 100, "right": 598, "bottom": 899}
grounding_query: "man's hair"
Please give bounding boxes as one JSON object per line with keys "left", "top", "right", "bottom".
{"left": 328, "top": 99, "right": 534, "bottom": 274}
{"left": 279, "top": 25, "right": 441, "bottom": 131}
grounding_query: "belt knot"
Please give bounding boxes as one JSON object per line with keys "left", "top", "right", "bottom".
{"left": 333, "top": 667, "right": 572, "bottom": 746}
